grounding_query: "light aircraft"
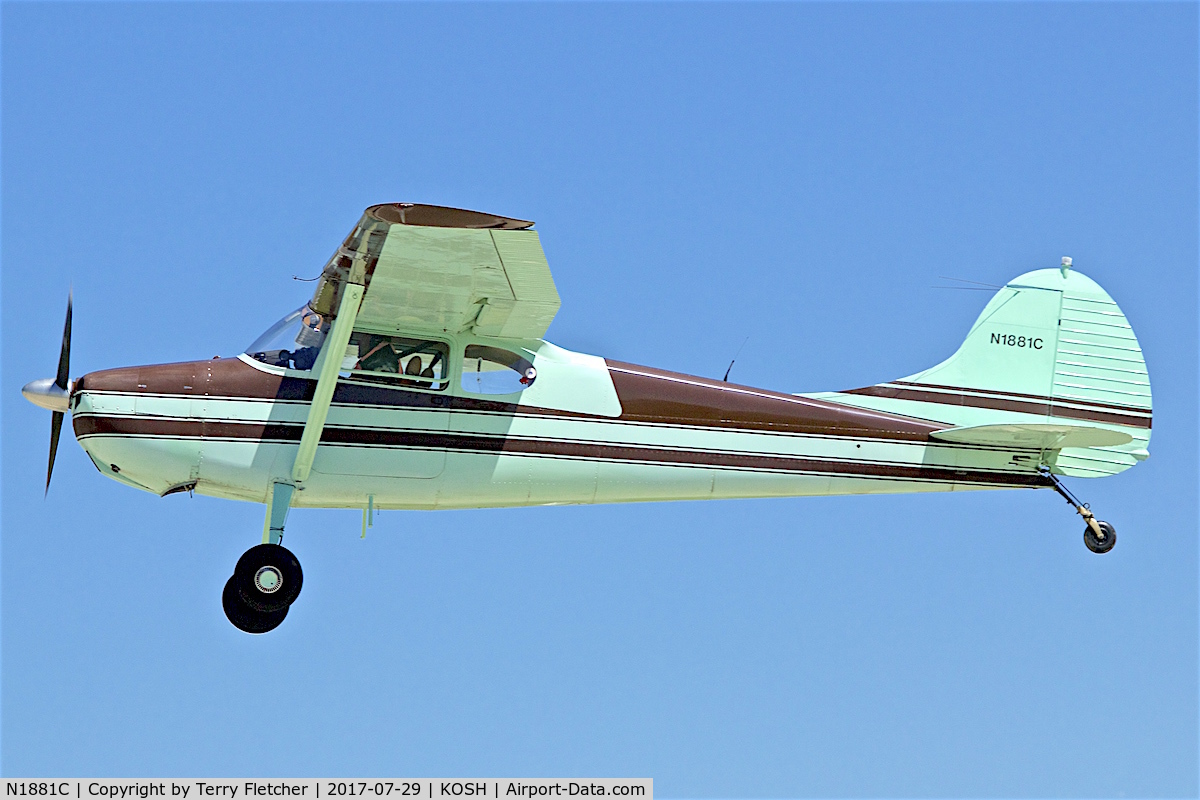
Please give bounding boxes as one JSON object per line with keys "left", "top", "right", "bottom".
{"left": 23, "top": 204, "right": 1152, "bottom": 633}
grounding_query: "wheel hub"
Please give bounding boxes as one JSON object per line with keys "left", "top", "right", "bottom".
{"left": 255, "top": 566, "right": 283, "bottom": 594}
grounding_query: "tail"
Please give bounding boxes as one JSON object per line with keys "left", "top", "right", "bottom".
{"left": 827, "top": 263, "right": 1152, "bottom": 477}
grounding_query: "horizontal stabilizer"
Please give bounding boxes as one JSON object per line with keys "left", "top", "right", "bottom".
{"left": 930, "top": 423, "right": 1133, "bottom": 449}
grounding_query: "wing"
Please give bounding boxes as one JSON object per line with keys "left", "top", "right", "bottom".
{"left": 308, "top": 203, "right": 561, "bottom": 339}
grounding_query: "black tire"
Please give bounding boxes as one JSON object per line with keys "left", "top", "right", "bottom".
{"left": 223, "top": 576, "right": 288, "bottom": 634}
{"left": 234, "top": 543, "right": 303, "bottom": 612}
{"left": 1084, "top": 520, "right": 1117, "bottom": 554}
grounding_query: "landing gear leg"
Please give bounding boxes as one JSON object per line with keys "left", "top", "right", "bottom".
{"left": 263, "top": 481, "right": 294, "bottom": 545}
{"left": 223, "top": 482, "right": 305, "bottom": 633}
{"left": 1040, "top": 467, "right": 1116, "bottom": 554}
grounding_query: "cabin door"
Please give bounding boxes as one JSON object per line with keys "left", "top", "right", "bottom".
{"left": 310, "top": 331, "right": 452, "bottom": 480}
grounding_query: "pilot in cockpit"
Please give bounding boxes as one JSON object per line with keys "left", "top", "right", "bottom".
{"left": 356, "top": 335, "right": 400, "bottom": 373}
{"left": 283, "top": 309, "right": 324, "bottom": 370}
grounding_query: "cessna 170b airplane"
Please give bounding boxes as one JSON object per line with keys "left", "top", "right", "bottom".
{"left": 23, "top": 203, "right": 1152, "bottom": 633}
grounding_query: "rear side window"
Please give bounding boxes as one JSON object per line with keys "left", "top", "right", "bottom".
{"left": 461, "top": 345, "right": 536, "bottom": 395}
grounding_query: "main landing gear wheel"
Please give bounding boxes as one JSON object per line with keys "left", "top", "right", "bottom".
{"left": 1084, "top": 520, "right": 1117, "bottom": 554}
{"left": 222, "top": 543, "right": 304, "bottom": 633}
{"left": 234, "top": 543, "right": 303, "bottom": 612}
{"left": 223, "top": 576, "right": 288, "bottom": 634}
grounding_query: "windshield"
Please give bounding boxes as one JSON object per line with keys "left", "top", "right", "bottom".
{"left": 245, "top": 305, "right": 329, "bottom": 370}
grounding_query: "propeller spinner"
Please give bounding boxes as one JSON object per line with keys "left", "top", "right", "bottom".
{"left": 21, "top": 294, "right": 72, "bottom": 494}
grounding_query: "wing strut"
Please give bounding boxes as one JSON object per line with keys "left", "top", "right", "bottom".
{"left": 292, "top": 279, "right": 365, "bottom": 485}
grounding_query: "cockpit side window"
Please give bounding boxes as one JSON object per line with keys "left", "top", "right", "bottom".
{"left": 344, "top": 332, "right": 449, "bottom": 391}
{"left": 246, "top": 306, "right": 328, "bottom": 371}
{"left": 461, "top": 345, "right": 537, "bottom": 395}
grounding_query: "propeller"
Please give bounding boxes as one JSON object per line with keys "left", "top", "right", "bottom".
{"left": 21, "top": 295, "right": 73, "bottom": 494}
{"left": 47, "top": 293, "right": 72, "bottom": 493}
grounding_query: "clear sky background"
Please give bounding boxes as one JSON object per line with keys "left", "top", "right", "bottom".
{"left": 2, "top": 2, "right": 1196, "bottom": 796}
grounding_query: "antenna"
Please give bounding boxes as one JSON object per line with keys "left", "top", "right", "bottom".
{"left": 722, "top": 336, "right": 750, "bottom": 382}
{"left": 934, "top": 275, "right": 1002, "bottom": 290}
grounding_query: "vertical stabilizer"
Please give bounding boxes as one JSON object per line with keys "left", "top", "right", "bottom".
{"left": 820, "top": 265, "right": 1152, "bottom": 477}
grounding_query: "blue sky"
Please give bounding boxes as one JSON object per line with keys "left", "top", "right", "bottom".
{"left": 2, "top": 2, "right": 1196, "bottom": 795}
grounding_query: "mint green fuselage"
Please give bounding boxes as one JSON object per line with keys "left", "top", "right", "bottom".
{"left": 69, "top": 268, "right": 1150, "bottom": 513}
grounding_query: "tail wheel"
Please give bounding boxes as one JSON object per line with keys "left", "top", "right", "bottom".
{"left": 234, "top": 543, "right": 303, "bottom": 612}
{"left": 223, "top": 576, "right": 288, "bottom": 634}
{"left": 1084, "top": 520, "right": 1117, "bottom": 554}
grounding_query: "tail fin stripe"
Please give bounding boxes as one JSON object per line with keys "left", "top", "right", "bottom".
{"left": 889, "top": 380, "right": 1152, "bottom": 414}
{"left": 1057, "top": 347, "right": 1145, "bottom": 364}
{"left": 1052, "top": 401, "right": 1151, "bottom": 417}
{"left": 1054, "top": 371, "right": 1150, "bottom": 387}
{"left": 1059, "top": 325, "right": 1139, "bottom": 339}
{"left": 1054, "top": 385, "right": 1152, "bottom": 401}
{"left": 1062, "top": 307, "right": 1126, "bottom": 318}
{"left": 1061, "top": 301, "right": 1134, "bottom": 315}
{"left": 1060, "top": 317, "right": 1137, "bottom": 333}
{"left": 1060, "top": 337, "right": 1143, "bottom": 353}
{"left": 1048, "top": 405, "right": 1151, "bottom": 429}
{"left": 1055, "top": 360, "right": 1148, "bottom": 376}
{"left": 1062, "top": 300, "right": 1131, "bottom": 314}
{"left": 844, "top": 385, "right": 1151, "bottom": 428}
{"left": 1061, "top": 304, "right": 1130, "bottom": 317}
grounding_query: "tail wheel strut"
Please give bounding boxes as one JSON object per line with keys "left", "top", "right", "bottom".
{"left": 1040, "top": 467, "right": 1116, "bottom": 554}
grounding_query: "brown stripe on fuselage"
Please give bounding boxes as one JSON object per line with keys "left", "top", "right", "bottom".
{"left": 76, "top": 357, "right": 948, "bottom": 442}
{"left": 76, "top": 358, "right": 298, "bottom": 401}
{"left": 604, "top": 362, "right": 942, "bottom": 441}
{"left": 72, "top": 414, "right": 1050, "bottom": 488}
{"left": 75, "top": 357, "right": 456, "bottom": 411}
{"left": 843, "top": 384, "right": 1152, "bottom": 430}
